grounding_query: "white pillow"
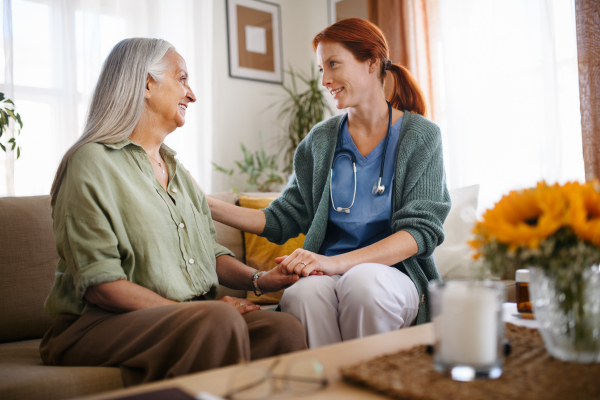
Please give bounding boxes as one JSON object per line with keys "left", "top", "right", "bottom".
{"left": 433, "top": 184, "right": 480, "bottom": 279}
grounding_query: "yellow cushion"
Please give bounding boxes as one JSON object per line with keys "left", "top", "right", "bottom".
{"left": 238, "top": 195, "right": 305, "bottom": 304}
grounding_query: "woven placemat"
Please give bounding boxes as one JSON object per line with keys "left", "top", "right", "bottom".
{"left": 341, "top": 324, "right": 600, "bottom": 400}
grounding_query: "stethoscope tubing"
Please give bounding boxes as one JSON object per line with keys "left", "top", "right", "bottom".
{"left": 330, "top": 101, "right": 393, "bottom": 213}
{"left": 330, "top": 160, "right": 356, "bottom": 213}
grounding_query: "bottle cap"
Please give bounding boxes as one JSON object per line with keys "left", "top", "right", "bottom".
{"left": 516, "top": 269, "right": 530, "bottom": 283}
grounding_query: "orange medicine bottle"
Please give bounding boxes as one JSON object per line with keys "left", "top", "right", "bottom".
{"left": 516, "top": 269, "right": 532, "bottom": 313}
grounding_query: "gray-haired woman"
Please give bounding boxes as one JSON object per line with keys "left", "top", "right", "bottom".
{"left": 39, "top": 38, "right": 307, "bottom": 386}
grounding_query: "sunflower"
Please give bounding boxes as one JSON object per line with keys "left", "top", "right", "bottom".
{"left": 471, "top": 182, "right": 566, "bottom": 252}
{"left": 564, "top": 180, "right": 600, "bottom": 246}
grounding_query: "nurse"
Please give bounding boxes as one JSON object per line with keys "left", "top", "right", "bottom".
{"left": 206, "top": 18, "right": 451, "bottom": 348}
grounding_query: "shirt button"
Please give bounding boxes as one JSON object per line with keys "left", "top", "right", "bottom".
{"left": 188, "top": 258, "right": 195, "bottom": 264}
{"left": 172, "top": 188, "right": 178, "bottom": 193}
{"left": 179, "top": 222, "right": 185, "bottom": 229}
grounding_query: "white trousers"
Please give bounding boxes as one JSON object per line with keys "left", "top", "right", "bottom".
{"left": 280, "top": 263, "right": 420, "bottom": 348}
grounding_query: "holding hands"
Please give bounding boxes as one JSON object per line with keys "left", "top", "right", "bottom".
{"left": 275, "top": 249, "right": 339, "bottom": 277}
{"left": 256, "top": 263, "right": 301, "bottom": 292}
{"left": 219, "top": 265, "right": 301, "bottom": 315}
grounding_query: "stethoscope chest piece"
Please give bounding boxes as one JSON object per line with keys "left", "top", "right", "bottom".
{"left": 372, "top": 178, "right": 385, "bottom": 195}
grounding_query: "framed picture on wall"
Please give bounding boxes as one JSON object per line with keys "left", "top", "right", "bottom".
{"left": 226, "top": 0, "right": 283, "bottom": 84}
{"left": 328, "top": 0, "right": 369, "bottom": 25}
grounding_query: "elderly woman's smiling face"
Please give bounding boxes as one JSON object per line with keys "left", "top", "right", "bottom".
{"left": 146, "top": 50, "right": 196, "bottom": 133}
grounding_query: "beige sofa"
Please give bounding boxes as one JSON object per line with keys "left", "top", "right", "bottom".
{"left": 0, "top": 192, "right": 516, "bottom": 400}
{"left": 0, "top": 193, "right": 247, "bottom": 400}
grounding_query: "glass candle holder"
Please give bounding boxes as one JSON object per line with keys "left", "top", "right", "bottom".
{"left": 429, "top": 280, "right": 506, "bottom": 381}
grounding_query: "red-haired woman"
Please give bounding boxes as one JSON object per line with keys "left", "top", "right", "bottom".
{"left": 206, "top": 18, "right": 450, "bottom": 348}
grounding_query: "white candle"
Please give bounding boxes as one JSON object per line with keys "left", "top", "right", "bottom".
{"left": 438, "top": 281, "right": 499, "bottom": 366}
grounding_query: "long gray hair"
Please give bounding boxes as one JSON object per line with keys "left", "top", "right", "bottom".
{"left": 50, "top": 38, "right": 175, "bottom": 206}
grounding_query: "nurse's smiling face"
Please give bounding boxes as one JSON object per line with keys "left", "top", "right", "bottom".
{"left": 317, "top": 41, "right": 379, "bottom": 110}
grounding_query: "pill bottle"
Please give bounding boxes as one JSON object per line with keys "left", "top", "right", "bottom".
{"left": 516, "top": 269, "right": 532, "bottom": 313}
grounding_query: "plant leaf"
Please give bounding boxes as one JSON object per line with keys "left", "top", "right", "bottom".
{"left": 271, "top": 67, "right": 333, "bottom": 167}
{"left": 5, "top": 108, "right": 16, "bottom": 121}
{"left": 211, "top": 162, "right": 234, "bottom": 176}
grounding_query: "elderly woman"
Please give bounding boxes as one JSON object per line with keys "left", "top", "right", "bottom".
{"left": 40, "top": 38, "right": 307, "bottom": 386}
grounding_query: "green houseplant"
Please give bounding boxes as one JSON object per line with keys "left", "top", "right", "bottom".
{"left": 0, "top": 92, "right": 23, "bottom": 159}
{"left": 213, "top": 68, "right": 331, "bottom": 192}
{"left": 212, "top": 133, "right": 288, "bottom": 193}
{"left": 274, "top": 67, "right": 332, "bottom": 168}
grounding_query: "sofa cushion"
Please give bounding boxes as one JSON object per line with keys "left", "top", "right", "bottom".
{"left": 207, "top": 192, "right": 244, "bottom": 263}
{"left": 0, "top": 339, "right": 123, "bottom": 400}
{"left": 238, "top": 195, "right": 306, "bottom": 305}
{"left": 433, "top": 184, "right": 480, "bottom": 279}
{"left": 0, "top": 196, "right": 58, "bottom": 343}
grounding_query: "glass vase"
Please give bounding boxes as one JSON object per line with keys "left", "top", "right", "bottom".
{"left": 529, "top": 265, "right": 600, "bottom": 363}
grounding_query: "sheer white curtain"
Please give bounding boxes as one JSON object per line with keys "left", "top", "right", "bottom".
{"left": 0, "top": 0, "right": 213, "bottom": 196}
{"left": 436, "top": 0, "right": 584, "bottom": 213}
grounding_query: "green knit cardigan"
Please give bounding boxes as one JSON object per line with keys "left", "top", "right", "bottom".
{"left": 261, "top": 111, "right": 451, "bottom": 324}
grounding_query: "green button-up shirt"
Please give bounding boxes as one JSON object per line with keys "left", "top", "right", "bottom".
{"left": 44, "top": 139, "right": 234, "bottom": 318}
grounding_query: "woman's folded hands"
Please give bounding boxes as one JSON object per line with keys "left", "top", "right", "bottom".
{"left": 275, "top": 249, "right": 338, "bottom": 277}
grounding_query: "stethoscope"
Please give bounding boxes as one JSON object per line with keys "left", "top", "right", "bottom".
{"left": 330, "top": 101, "right": 393, "bottom": 213}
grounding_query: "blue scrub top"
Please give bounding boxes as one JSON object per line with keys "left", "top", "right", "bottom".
{"left": 319, "top": 115, "right": 404, "bottom": 257}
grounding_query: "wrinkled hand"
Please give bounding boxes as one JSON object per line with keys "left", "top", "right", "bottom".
{"left": 256, "top": 264, "right": 301, "bottom": 293}
{"left": 275, "top": 249, "right": 338, "bottom": 277}
{"left": 219, "top": 296, "right": 260, "bottom": 315}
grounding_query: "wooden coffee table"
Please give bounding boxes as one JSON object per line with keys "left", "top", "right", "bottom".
{"left": 81, "top": 304, "right": 534, "bottom": 400}
{"left": 79, "top": 323, "right": 433, "bottom": 400}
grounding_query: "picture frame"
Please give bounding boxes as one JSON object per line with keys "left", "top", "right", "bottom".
{"left": 328, "top": 0, "right": 342, "bottom": 26}
{"left": 226, "top": 0, "right": 283, "bottom": 84}
{"left": 328, "top": 0, "right": 370, "bottom": 25}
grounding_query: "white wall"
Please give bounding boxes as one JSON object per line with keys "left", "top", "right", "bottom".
{"left": 209, "top": 0, "right": 329, "bottom": 193}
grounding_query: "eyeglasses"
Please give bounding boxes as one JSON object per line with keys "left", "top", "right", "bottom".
{"left": 224, "top": 358, "right": 328, "bottom": 399}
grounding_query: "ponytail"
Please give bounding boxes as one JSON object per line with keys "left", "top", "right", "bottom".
{"left": 386, "top": 63, "right": 427, "bottom": 117}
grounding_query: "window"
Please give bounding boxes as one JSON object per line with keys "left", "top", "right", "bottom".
{"left": 437, "top": 0, "right": 583, "bottom": 212}
{"left": 0, "top": 0, "right": 213, "bottom": 196}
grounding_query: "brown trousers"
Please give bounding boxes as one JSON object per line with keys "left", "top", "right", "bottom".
{"left": 39, "top": 301, "right": 307, "bottom": 386}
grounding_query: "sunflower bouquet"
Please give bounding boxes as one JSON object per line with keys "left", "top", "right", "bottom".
{"left": 469, "top": 181, "right": 600, "bottom": 280}
{"left": 470, "top": 181, "right": 600, "bottom": 358}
